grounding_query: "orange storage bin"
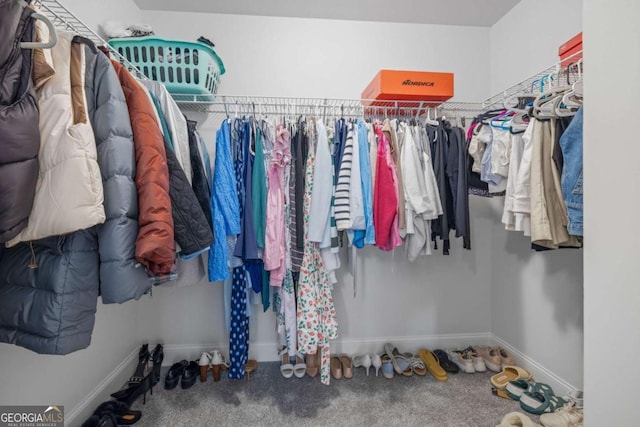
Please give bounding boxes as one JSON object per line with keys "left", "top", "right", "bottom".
{"left": 362, "top": 70, "right": 454, "bottom": 106}
{"left": 559, "top": 32, "right": 583, "bottom": 67}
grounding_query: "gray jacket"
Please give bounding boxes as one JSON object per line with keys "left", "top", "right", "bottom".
{"left": 0, "top": 2, "right": 39, "bottom": 242}
{"left": 83, "top": 42, "right": 150, "bottom": 303}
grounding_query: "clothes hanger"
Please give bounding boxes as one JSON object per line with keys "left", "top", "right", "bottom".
{"left": 424, "top": 108, "right": 439, "bottom": 126}
{"left": 20, "top": 12, "right": 58, "bottom": 49}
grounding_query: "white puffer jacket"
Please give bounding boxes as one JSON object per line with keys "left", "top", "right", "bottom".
{"left": 7, "top": 31, "right": 104, "bottom": 246}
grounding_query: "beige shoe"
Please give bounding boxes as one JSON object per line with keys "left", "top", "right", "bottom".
{"left": 496, "top": 411, "right": 542, "bottom": 427}
{"left": 496, "top": 347, "right": 516, "bottom": 368}
{"left": 474, "top": 345, "right": 503, "bottom": 372}
{"left": 539, "top": 405, "right": 583, "bottom": 427}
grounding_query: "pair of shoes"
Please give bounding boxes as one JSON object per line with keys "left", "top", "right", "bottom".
{"left": 539, "top": 404, "right": 583, "bottom": 427}
{"left": 417, "top": 348, "right": 447, "bottom": 381}
{"left": 198, "top": 350, "right": 229, "bottom": 382}
{"left": 519, "top": 383, "right": 568, "bottom": 415}
{"left": 85, "top": 401, "right": 141, "bottom": 426}
{"left": 330, "top": 354, "right": 353, "bottom": 379}
{"left": 491, "top": 366, "right": 532, "bottom": 389}
{"left": 432, "top": 349, "right": 459, "bottom": 374}
{"left": 475, "top": 345, "right": 516, "bottom": 372}
{"left": 352, "top": 354, "right": 383, "bottom": 377}
{"left": 280, "top": 350, "right": 306, "bottom": 379}
{"left": 111, "top": 344, "right": 161, "bottom": 406}
{"left": 496, "top": 411, "right": 542, "bottom": 427}
{"left": 448, "top": 347, "right": 486, "bottom": 373}
{"left": 383, "top": 343, "right": 413, "bottom": 376}
{"left": 164, "top": 360, "right": 199, "bottom": 390}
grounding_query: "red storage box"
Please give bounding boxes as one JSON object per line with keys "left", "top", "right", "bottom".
{"left": 362, "top": 70, "right": 454, "bottom": 106}
{"left": 559, "top": 32, "right": 583, "bottom": 67}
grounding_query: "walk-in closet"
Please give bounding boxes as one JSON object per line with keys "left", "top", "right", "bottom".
{"left": 0, "top": 0, "right": 635, "bottom": 426}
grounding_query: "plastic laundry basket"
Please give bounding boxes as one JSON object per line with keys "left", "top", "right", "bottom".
{"left": 109, "top": 36, "right": 225, "bottom": 101}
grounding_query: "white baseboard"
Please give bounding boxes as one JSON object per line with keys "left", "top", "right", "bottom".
{"left": 491, "top": 334, "right": 579, "bottom": 396}
{"left": 161, "top": 332, "right": 492, "bottom": 365}
{"left": 66, "top": 348, "right": 139, "bottom": 427}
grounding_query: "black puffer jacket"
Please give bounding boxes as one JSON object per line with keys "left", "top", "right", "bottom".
{"left": 165, "top": 140, "right": 214, "bottom": 256}
{"left": 0, "top": 2, "right": 40, "bottom": 242}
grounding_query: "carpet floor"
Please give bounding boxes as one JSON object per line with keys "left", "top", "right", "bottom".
{"left": 130, "top": 362, "right": 537, "bottom": 427}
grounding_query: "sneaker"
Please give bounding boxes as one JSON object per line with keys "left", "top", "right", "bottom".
{"left": 474, "top": 345, "right": 502, "bottom": 372}
{"left": 539, "top": 405, "right": 583, "bottom": 427}
{"left": 496, "top": 347, "right": 516, "bottom": 368}
{"left": 464, "top": 346, "right": 487, "bottom": 372}
{"left": 447, "top": 349, "right": 475, "bottom": 373}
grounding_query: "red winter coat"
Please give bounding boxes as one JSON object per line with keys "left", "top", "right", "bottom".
{"left": 112, "top": 61, "right": 174, "bottom": 275}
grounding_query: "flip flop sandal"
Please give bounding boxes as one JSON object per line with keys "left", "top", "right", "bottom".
{"left": 433, "top": 349, "right": 459, "bottom": 374}
{"left": 491, "top": 366, "right": 532, "bottom": 389}
{"left": 418, "top": 348, "right": 448, "bottom": 382}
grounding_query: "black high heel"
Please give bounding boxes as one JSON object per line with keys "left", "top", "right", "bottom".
{"left": 111, "top": 344, "right": 153, "bottom": 405}
{"left": 151, "top": 344, "right": 164, "bottom": 386}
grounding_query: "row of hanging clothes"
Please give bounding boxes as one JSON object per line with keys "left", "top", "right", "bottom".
{"left": 210, "top": 106, "right": 473, "bottom": 384}
{"left": 468, "top": 64, "right": 584, "bottom": 250}
{"left": 0, "top": 1, "right": 215, "bottom": 355}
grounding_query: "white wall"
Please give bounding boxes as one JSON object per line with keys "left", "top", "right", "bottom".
{"left": 489, "top": 0, "right": 583, "bottom": 94}
{"left": 488, "top": 0, "right": 584, "bottom": 394}
{"left": 583, "top": 1, "right": 640, "bottom": 425}
{"left": 143, "top": 11, "right": 491, "bottom": 101}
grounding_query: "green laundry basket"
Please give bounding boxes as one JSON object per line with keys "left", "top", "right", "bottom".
{"left": 109, "top": 36, "right": 225, "bottom": 102}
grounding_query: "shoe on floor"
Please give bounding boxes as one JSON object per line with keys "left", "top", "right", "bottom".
{"left": 474, "top": 345, "right": 502, "bottom": 372}
{"left": 464, "top": 346, "right": 487, "bottom": 372}
{"left": 418, "top": 348, "right": 447, "bottom": 382}
{"left": 496, "top": 346, "right": 516, "bottom": 368}
{"left": 433, "top": 349, "right": 459, "bottom": 374}
{"left": 491, "top": 365, "right": 532, "bottom": 389}
{"left": 447, "top": 349, "right": 475, "bottom": 373}
{"left": 539, "top": 405, "right": 583, "bottom": 427}
{"left": 496, "top": 411, "right": 542, "bottom": 427}
{"left": 506, "top": 379, "right": 532, "bottom": 401}
{"left": 381, "top": 354, "right": 394, "bottom": 379}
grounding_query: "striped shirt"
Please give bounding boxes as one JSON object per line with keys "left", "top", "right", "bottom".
{"left": 334, "top": 123, "right": 354, "bottom": 230}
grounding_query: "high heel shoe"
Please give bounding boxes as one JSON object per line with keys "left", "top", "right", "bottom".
{"left": 199, "top": 352, "right": 211, "bottom": 382}
{"left": 210, "top": 350, "right": 228, "bottom": 382}
{"left": 111, "top": 344, "right": 153, "bottom": 405}
{"left": 151, "top": 344, "right": 163, "bottom": 386}
{"left": 372, "top": 354, "right": 382, "bottom": 377}
{"left": 280, "top": 351, "right": 294, "bottom": 379}
{"left": 353, "top": 354, "right": 373, "bottom": 376}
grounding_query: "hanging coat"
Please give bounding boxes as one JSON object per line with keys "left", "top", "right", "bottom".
{"left": 7, "top": 30, "right": 105, "bottom": 247}
{"left": 82, "top": 41, "right": 150, "bottom": 303}
{"left": 0, "top": 39, "right": 102, "bottom": 355}
{"left": 111, "top": 60, "right": 175, "bottom": 276}
{"left": 0, "top": 2, "right": 39, "bottom": 243}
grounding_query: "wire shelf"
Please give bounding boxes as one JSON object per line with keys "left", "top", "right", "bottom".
{"left": 34, "top": 0, "right": 147, "bottom": 80}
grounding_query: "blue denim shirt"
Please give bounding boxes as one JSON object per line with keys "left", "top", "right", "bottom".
{"left": 353, "top": 119, "right": 375, "bottom": 247}
{"left": 208, "top": 120, "right": 241, "bottom": 282}
{"left": 559, "top": 107, "right": 583, "bottom": 236}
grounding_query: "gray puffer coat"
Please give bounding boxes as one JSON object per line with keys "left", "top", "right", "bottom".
{"left": 83, "top": 41, "right": 150, "bottom": 303}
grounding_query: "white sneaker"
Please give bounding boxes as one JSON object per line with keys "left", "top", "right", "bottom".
{"left": 539, "top": 405, "right": 583, "bottom": 427}
{"left": 465, "top": 347, "right": 487, "bottom": 372}
{"left": 447, "top": 349, "right": 475, "bottom": 373}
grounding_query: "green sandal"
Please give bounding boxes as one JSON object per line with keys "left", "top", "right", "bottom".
{"left": 520, "top": 383, "right": 567, "bottom": 415}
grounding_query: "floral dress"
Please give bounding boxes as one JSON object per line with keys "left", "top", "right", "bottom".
{"left": 297, "top": 121, "right": 338, "bottom": 385}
